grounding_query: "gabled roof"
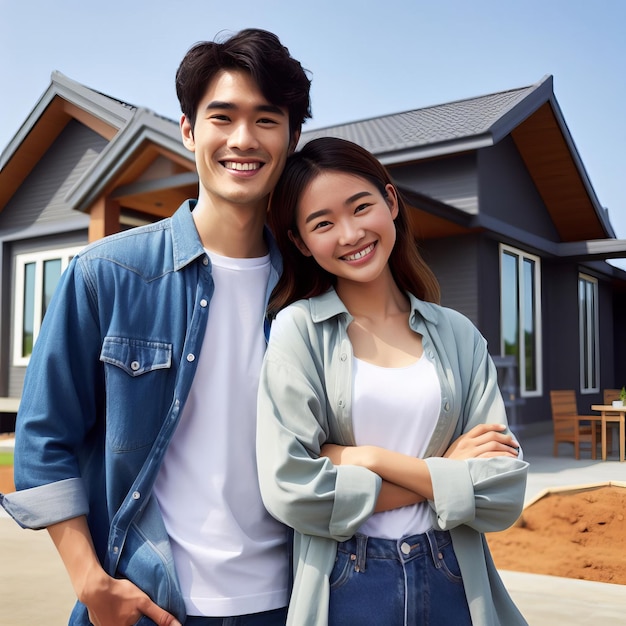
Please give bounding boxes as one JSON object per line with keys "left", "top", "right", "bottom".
{"left": 301, "top": 75, "right": 616, "bottom": 244}
{"left": 0, "top": 72, "right": 196, "bottom": 218}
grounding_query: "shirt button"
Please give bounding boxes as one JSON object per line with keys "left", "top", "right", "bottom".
{"left": 130, "top": 361, "right": 140, "bottom": 371}
{"left": 203, "top": 257, "right": 209, "bottom": 266}
{"left": 187, "top": 353, "right": 195, "bottom": 362}
{"left": 132, "top": 491, "right": 140, "bottom": 500}
{"left": 400, "top": 542, "right": 411, "bottom": 555}
{"left": 340, "top": 353, "right": 347, "bottom": 361}
{"left": 200, "top": 298, "right": 208, "bottom": 308}
{"left": 113, "top": 546, "right": 119, "bottom": 554}
{"left": 444, "top": 402, "right": 450, "bottom": 411}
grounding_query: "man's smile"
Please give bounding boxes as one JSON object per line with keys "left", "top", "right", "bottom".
{"left": 221, "top": 161, "right": 263, "bottom": 172}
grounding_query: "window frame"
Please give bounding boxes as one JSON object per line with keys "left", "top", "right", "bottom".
{"left": 499, "top": 244, "right": 543, "bottom": 398}
{"left": 578, "top": 273, "right": 600, "bottom": 394}
{"left": 13, "top": 246, "right": 82, "bottom": 367}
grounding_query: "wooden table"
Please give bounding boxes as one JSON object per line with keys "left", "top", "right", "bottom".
{"left": 591, "top": 404, "right": 626, "bottom": 462}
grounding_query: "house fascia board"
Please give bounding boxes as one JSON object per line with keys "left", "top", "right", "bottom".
{"left": 557, "top": 239, "right": 626, "bottom": 261}
{"left": 376, "top": 133, "right": 494, "bottom": 166}
{"left": 1, "top": 71, "right": 134, "bottom": 170}
{"left": 65, "top": 109, "right": 192, "bottom": 212}
{"left": 111, "top": 172, "right": 199, "bottom": 199}
{"left": 0, "top": 215, "right": 89, "bottom": 244}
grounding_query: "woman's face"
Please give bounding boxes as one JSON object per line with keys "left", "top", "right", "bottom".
{"left": 290, "top": 171, "right": 399, "bottom": 287}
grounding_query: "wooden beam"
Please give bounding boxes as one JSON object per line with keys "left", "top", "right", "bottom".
{"left": 88, "top": 197, "right": 121, "bottom": 242}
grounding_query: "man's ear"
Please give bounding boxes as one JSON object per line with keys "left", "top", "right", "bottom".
{"left": 384, "top": 183, "right": 400, "bottom": 220}
{"left": 288, "top": 229, "right": 312, "bottom": 257}
{"left": 180, "top": 115, "right": 196, "bottom": 152}
{"left": 288, "top": 130, "right": 301, "bottom": 155}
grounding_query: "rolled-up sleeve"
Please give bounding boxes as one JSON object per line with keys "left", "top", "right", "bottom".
{"left": 425, "top": 316, "right": 528, "bottom": 533}
{"left": 3, "top": 256, "right": 101, "bottom": 528}
{"left": 426, "top": 456, "right": 528, "bottom": 532}
{"left": 1, "top": 478, "right": 88, "bottom": 529}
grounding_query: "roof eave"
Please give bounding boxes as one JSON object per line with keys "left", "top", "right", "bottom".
{"left": 65, "top": 109, "right": 193, "bottom": 212}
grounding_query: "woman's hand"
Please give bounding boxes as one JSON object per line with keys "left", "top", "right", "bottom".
{"left": 444, "top": 423, "right": 519, "bottom": 460}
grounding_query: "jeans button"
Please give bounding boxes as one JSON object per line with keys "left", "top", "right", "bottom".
{"left": 400, "top": 542, "right": 411, "bottom": 555}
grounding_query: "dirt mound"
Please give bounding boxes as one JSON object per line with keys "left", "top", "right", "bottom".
{"left": 486, "top": 485, "right": 626, "bottom": 585}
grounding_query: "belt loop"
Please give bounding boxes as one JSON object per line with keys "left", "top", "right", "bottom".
{"left": 355, "top": 533, "right": 368, "bottom": 572}
{"left": 425, "top": 529, "right": 442, "bottom": 569}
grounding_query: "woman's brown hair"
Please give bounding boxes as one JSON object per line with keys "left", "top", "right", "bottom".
{"left": 267, "top": 137, "right": 440, "bottom": 317}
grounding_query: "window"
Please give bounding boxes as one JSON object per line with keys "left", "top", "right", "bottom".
{"left": 579, "top": 274, "right": 599, "bottom": 393}
{"left": 500, "top": 245, "right": 542, "bottom": 397}
{"left": 13, "top": 247, "right": 82, "bottom": 366}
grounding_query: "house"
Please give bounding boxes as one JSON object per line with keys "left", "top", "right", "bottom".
{"left": 1, "top": 72, "right": 624, "bottom": 435}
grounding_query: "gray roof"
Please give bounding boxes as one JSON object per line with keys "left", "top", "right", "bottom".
{"left": 300, "top": 77, "right": 549, "bottom": 163}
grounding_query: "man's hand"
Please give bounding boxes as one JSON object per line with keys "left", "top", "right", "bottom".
{"left": 47, "top": 516, "right": 181, "bottom": 626}
{"left": 81, "top": 572, "right": 181, "bottom": 626}
{"left": 444, "top": 423, "right": 520, "bottom": 460}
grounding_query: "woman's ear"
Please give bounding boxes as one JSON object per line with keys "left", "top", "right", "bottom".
{"left": 288, "top": 229, "right": 312, "bottom": 257}
{"left": 384, "top": 184, "right": 400, "bottom": 220}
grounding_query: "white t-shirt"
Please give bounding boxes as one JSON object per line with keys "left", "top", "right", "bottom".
{"left": 153, "top": 250, "right": 288, "bottom": 616}
{"left": 352, "top": 354, "right": 440, "bottom": 539}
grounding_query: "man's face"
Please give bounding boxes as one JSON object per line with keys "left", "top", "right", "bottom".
{"left": 181, "top": 69, "right": 297, "bottom": 213}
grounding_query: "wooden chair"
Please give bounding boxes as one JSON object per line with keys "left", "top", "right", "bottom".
{"left": 604, "top": 388, "right": 622, "bottom": 404}
{"left": 601, "top": 389, "right": 621, "bottom": 451}
{"left": 550, "top": 390, "right": 600, "bottom": 459}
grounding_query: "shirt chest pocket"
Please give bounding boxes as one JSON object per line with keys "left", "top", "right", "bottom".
{"left": 100, "top": 336, "right": 174, "bottom": 452}
{"left": 100, "top": 336, "right": 172, "bottom": 376}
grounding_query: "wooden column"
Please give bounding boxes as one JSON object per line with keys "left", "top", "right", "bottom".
{"left": 88, "top": 197, "right": 121, "bottom": 242}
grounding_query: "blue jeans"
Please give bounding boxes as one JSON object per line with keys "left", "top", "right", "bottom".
{"left": 329, "top": 529, "right": 472, "bottom": 625}
{"left": 185, "top": 607, "right": 287, "bottom": 626}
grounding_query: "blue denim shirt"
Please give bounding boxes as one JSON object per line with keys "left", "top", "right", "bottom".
{"left": 1, "top": 200, "right": 282, "bottom": 624}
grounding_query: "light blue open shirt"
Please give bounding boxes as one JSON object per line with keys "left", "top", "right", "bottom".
{"left": 257, "top": 288, "right": 529, "bottom": 626}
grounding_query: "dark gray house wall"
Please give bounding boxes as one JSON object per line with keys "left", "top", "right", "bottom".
{"left": 392, "top": 154, "right": 478, "bottom": 214}
{"left": 478, "top": 138, "right": 559, "bottom": 241}
{"left": 0, "top": 120, "right": 103, "bottom": 398}
{"left": 476, "top": 235, "right": 503, "bottom": 351}
{"left": 421, "top": 234, "right": 480, "bottom": 325}
{"left": 541, "top": 260, "right": 616, "bottom": 422}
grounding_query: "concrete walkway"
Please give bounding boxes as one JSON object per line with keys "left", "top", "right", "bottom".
{"left": 1, "top": 433, "right": 626, "bottom": 625}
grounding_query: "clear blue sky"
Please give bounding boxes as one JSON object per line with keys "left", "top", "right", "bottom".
{"left": 1, "top": 0, "right": 624, "bottom": 263}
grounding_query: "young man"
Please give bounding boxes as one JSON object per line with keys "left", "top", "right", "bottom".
{"left": 1, "top": 29, "right": 311, "bottom": 626}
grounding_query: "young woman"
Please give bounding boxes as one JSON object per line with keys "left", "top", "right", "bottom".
{"left": 257, "top": 137, "right": 528, "bottom": 625}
